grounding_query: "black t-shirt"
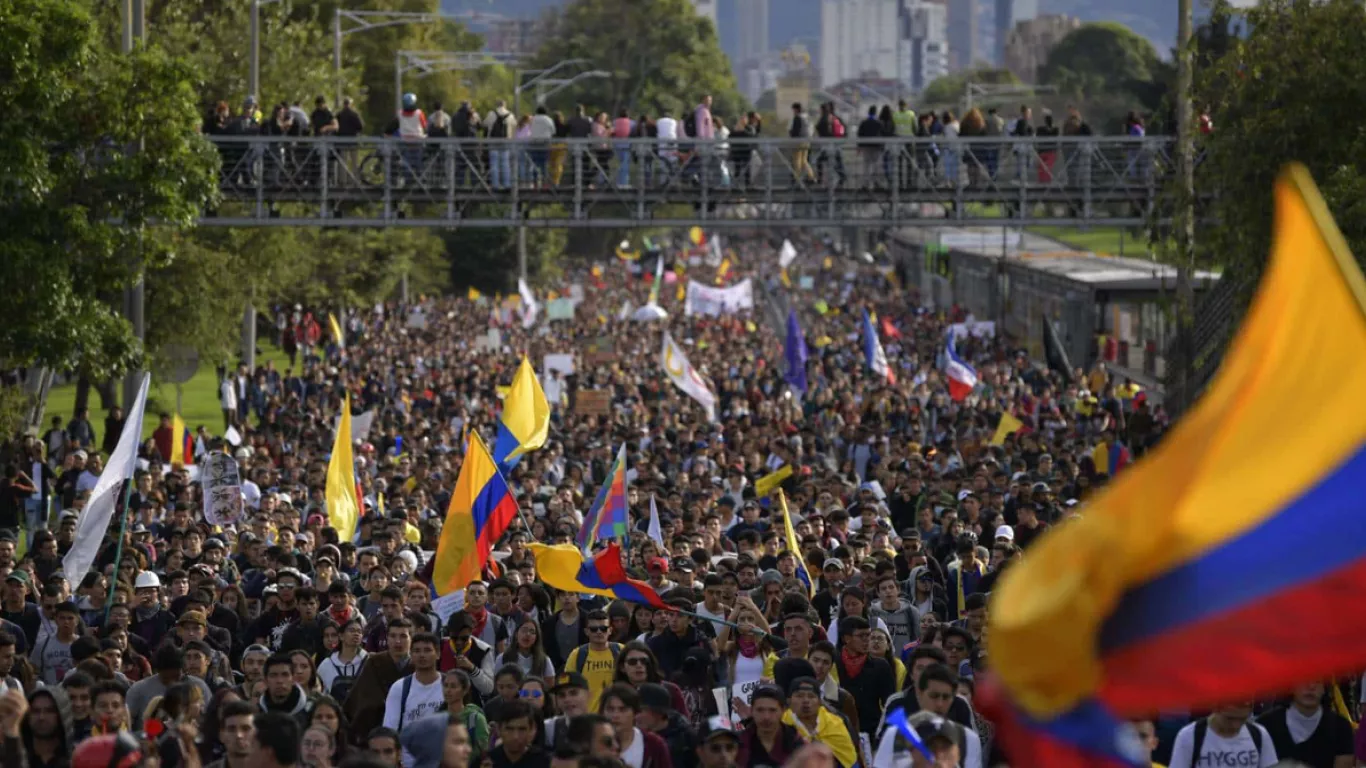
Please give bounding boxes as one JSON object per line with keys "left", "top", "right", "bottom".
{"left": 488, "top": 745, "right": 550, "bottom": 768}
{"left": 0, "top": 479, "right": 24, "bottom": 529}
{"left": 1258, "top": 706, "right": 1354, "bottom": 768}
{"left": 310, "top": 108, "right": 334, "bottom": 136}
{"left": 336, "top": 108, "right": 364, "bottom": 137}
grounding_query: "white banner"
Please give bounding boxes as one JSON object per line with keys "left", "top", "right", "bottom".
{"left": 779, "top": 239, "right": 798, "bottom": 269}
{"left": 661, "top": 332, "right": 716, "bottom": 421}
{"left": 63, "top": 374, "right": 150, "bottom": 579}
{"left": 684, "top": 279, "right": 754, "bottom": 317}
{"left": 201, "top": 451, "right": 244, "bottom": 526}
{"left": 334, "top": 410, "right": 375, "bottom": 441}
{"left": 518, "top": 279, "right": 539, "bottom": 328}
{"left": 948, "top": 320, "right": 997, "bottom": 340}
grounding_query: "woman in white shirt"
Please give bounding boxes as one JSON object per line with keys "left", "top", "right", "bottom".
{"left": 942, "top": 110, "right": 962, "bottom": 187}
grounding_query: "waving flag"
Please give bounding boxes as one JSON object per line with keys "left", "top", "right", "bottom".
{"left": 63, "top": 373, "right": 149, "bottom": 580}
{"left": 944, "top": 334, "right": 978, "bottom": 401}
{"left": 493, "top": 356, "right": 550, "bottom": 471}
{"left": 862, "top": 309, "right": 895, "bottom": 385}
{"left": 661, "top": 332, "right": 717, "bottom": 421}
{"left": 433, "top": 431, "right": 519, "bottom": 595}
{"left": 530, "top": 542, "right": 673, "bottom": 610}
{"left": 647, "top": 257, "right": 665, "bottom": 305}
{"left": 518, "top": 278, "right": 539, "bottom": 328}
{"left": 325, "top": 394, "right": 360, "bottom": 542}
{"left": 578, "top": 444, "right": 629, "bottom": 553}
{"left": 169, "top": 413, "right": 192, "bottom": 466}
{"left": 646, "top": 494, "right": 665, "bottom": 549}
{"left": 778, "top": 490, "right": 814, "bottom": 597}
{"left": 982, "top": 165, "right": 1366, "bottom": 766}
{"left": 784, "top": 308, "right": 808, "bottom": 394}
{"left": 329, "top": 313, "right": 345, "bottom": 349}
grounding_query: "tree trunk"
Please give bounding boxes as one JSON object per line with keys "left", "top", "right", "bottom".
{"left": 95, "top": 379, "right": 118, "bottom": 411}
{"left": 73, "top": 376, "right": 91, "bottom": 418}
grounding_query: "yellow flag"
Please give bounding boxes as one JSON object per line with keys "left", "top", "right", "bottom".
{"left": 778, "top": 490, "right": 815, "bottom": 597}
{"left": 780, "top": 268, "right": 792, "bottom": 287}
{"left": 170, "top": 414, "right": 186, "bottom": 466}
{"left": 328, "top": 313, "right": 345, "bottom": 349}
{"left": 991, "top": 412, "right": 1025, "bottom": 445}
{"left": 755, "top": 465, "right": 793, "bottom": 498}
{"left": 675, "top": 284, "right": 685, "bottom": 302}
{"left": 377, "top": 491, "right": 385, "bottom": 517}
{"left": 467, "top": 287, "right": 482, "bottom": 300}
{"left": 715, "top": 259, "right": 731, "bottom": 285}
{"left": 325, "top": 394, "right": 360, "bottom": 542}
{"left": 500, "top": 356, "right": 550, "bottom": 462}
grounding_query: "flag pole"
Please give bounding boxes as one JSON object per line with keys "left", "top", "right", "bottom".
{"left": 104, "top": 478, "right": 138, "bottom": 623}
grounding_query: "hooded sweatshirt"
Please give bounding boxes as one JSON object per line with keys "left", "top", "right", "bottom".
{"left": 258, "top": 683, "right": 310, "bottom": 727}
{"left": 869, "top": 597, "right": 921, "bottom": 652}
{"left": 400, "top": 713, "right": 450, "bottom": 768}
{"left": 21, "top": 687, "right": 72, "bottom": 768}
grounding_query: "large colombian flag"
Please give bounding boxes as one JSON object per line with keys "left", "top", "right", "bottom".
{"left": 528, "top": 542, "right": 672, "bottom": 610}
{"left": 979, "top": 164, "right": 1366, "bottom": 766}
{"left": 433, "top": 430, "right": 519, "bottom": 596}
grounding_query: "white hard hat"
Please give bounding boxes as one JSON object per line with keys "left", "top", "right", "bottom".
{"left": 134, "top": 571, "right": 161, "bottom": 590}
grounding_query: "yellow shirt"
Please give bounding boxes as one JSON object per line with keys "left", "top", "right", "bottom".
{"left": 784, "top": 707, "right": 858, "bottom": 768}
{"left": 565, "top": 645, "right": 619, "bottom": 711}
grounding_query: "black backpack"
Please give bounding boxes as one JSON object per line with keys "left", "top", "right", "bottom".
{"left": 489, "top": 112, "right": 511, "bottom": 139}
{"left": 327, "top": 655, "right": 363, "bottom": 704}
{"left": 683, "top": 110, "right": 697, "bottom": 138}
{"left": 1188, "top": 719, "right": 1262, "bottom": 768}
{"left": 572, "top": 642, "right": 622, "bottom": 673}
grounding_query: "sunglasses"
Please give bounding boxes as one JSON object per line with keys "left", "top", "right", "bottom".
{"left": 518, "top": 689, "right": 544, "bottom": 699}
{"left": 624, "top": 657, "right": 649, "bottom": 667}
{"left": 587, "top": 626, "right": 610, "bottom": 633}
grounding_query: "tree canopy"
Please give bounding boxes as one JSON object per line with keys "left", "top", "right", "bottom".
{"left": 1194, "top": 0, "right": 1366, "bottom": 285}
{"left": 529, "top": 0, "right": 747, "bottom": 119}
{"left": 0, "top": 0, "right": 218, "bottom": 383}
{"left": 1040, "top": 22, "right": 1165, "bottom": 102}
{"left": 920, "top": 68, "right": 1021, "bottom": 107}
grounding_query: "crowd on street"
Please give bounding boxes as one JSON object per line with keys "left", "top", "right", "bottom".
{"left": 1, "top": 228, "right": 1358, "bottom": 768}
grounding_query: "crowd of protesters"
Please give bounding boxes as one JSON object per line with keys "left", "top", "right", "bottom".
{"left": 0, "top": 227, "right": 1358, "bottom": 768}
{"left": 201, "top": 91, "right": 1157, "bottom": 192}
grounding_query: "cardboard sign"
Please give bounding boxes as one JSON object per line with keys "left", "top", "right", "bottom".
{"left": 575, "top": 390, "right": 612, "bottom": 417}
{"left": 201, "top": 452, "right": 243, "bottom": 526}
{"left": 585, "top": 336, "right": 616, "bottom": 365}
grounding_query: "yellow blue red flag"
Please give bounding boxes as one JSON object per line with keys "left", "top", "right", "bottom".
{"left": 492, "top": 356, "right": 549, "bottom": 471}
{"left": 981, "top": 164, "right": 1366, "bottom": 766}
{"left": 433, "top": 430, "right": 519, "bottom": 596}
{"left": 529, "top": 542, "right": 671, "bottom": 610}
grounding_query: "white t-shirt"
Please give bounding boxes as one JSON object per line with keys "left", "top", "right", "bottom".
{"left": 731, "top": 652, "right": 766, "bottom": 703}
{"left": 620, "top": 726, "right": 646, "bottom": 768}
{"left": 694, "top": 602, "right": 727, "bottom": 636}
{"left": 385, "top": 673, "right": 446, "bottom": 767}
{"left": 1167, "top": 720, "right": 1278, "bottom": 768}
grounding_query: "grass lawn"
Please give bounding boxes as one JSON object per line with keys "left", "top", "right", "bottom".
{"left": 44, "top": 343, "right": 291, "bottom": 443}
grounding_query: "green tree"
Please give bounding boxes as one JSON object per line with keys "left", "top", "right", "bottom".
{"left": 529, "top": 0, "right": 747, "bottom": 119}
{"left": 0, "top": 0, "right": 218, "bottom": 433}
{"left": 1040, "top": 22, "right": 1163, "bottom": 102}
{"left": 1193, "top": 0, "right": 1366, "bottom": 286}
{"left": 920, "top": 68, "right": 1020, "bottom": 107}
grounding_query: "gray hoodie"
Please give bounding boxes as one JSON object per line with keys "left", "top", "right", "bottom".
{"left": 401, "top": 712, "right": 451, "bottom": 768}
{"left": 869, "top": 597, "right": 920, "bottom": 652}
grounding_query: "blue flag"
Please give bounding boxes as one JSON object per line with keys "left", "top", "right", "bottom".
{"left": 784, "top": 308, "right": 808, "bottom": 394}
{"left": 885, "top": 706, "right": 936, "bottom": 762}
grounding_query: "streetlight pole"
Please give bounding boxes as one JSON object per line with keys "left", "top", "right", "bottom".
{"left": 122, "top": 0, "right": 147, "bottom": 414}
{"left": 1174, "top": 0, "right": 1196, "bottom": 411}
{"left": 250, "top": 0, "right": 259, "bottom": 99}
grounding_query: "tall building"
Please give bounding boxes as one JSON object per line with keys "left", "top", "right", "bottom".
{"left": 905, "top": 1, "right": 950, "bottom": 91}
{"left": 993, "top": 0, "right": 1037, "bottom": 65}
{"left": 1003, "top": 14, "right": 1080, "bottom": 83}
{"left": 736, "top": 0, "right": 770, "bottom": 58}
{"left": 820, "top": 0, "right": 950, "bottom": 93}
{"left": 947, "top": 0, "right": 977, "bottom": 71}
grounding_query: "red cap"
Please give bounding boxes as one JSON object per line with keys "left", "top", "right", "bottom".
{"left": 648, "top": 557, "right": 669, "bottom": 573}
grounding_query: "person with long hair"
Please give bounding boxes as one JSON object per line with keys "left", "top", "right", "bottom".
{"left": 869, "top": 627, "right": 907, "bottom": 690}
{"left": 715, "top": 597, "right": 779, "bottom": 707}
{"left": 306, "top": 695, "right": 350, "bottom": 765}
{"left": 492, "top": 617, "right": 555, "bottom": 678}
{"left": 198, "top": 687, "right": 243, "bottom": 765}
{"left": 613, "top": 641, "right": 689, "bottom": 715}
{"left": 290, "top": 649, "right": 322, "bottom": 694}
{"left": 441, "top": 669, "right": 489, "bottom": 765}
{"left": 317, "top": 617, "right": 367, "bottom": 701}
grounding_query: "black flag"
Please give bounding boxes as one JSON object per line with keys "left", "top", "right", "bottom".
{"left": 1042, "top": 314, "right": 1074, "bottom": 383}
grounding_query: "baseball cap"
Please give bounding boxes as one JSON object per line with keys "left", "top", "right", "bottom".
{"left": 698, "top": 715, "right": 740, "bottom": 743}
{"left": 994, "top": 525, "right": 1015, "bottom": 541}
{"left": 787, "top": 676, "right": 821, "bottom": 697}
{"left": 647, "top": 557, "right": 670, "bottom": 573}
{"left": 822, "top": 558, "right": 844, "bottom": 572}
{"left": 5, "top": 571, "right": 29, "bottom": 585}
{"left": 673, "top": 559, "right": 695, "bottom": 573}
{"left": 177, "top": 610, "right": 208, "bottom": 627}
{"left": 551, "top": 672, "right": 589, "bottom": 692}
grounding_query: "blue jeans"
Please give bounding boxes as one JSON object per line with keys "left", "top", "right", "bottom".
{"left": 615, "top": 145, "right": 631, "bottom": 187}
{"left": 489, "top": 149, "right": 512, "bottom": 189}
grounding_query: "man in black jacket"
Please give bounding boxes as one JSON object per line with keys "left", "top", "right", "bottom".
{"left": 638, "top": 683, "right": 698, "bottom": 768}
{"left": 832, "top": 616, "right": 894, "bottom": 736}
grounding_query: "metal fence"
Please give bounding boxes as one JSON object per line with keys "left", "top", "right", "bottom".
{"left": 204, "top": 135, "right": 1184, "bottom": 227}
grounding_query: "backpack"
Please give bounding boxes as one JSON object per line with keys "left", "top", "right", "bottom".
{"left": 1189, "top": 719, "right": 1262, "bottom": 768}
{"left": 683, "top": 111, "right": 697, "bottom": 138}
{"left": 489, "top": 112, "right": 511, "bottom": 139}
{"left": 831, "top": 116, "right": 846, "bottom": 138}
{"left": 326, "top": 656, "right": 362, "bottom": 704}
{"left": 572, "top": 642, "right": 622, "bottom": 673}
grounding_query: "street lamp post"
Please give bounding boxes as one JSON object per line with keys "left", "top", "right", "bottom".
{"left": 333, "top": 9, "right": 509, "bottom": 106}
{"left": 395, "top": 50, "right": 520, "bottom": 114}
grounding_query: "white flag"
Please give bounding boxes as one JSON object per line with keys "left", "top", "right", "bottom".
{"left": 224, "top": 424, "right": 242, "bottom": 447}
{"left": 779, "top": 239, "right": 798, "bottom": 269}
{"left": 708, "top": 234, "right": 724, "bottom": 266}
{"left": 518, "top": 278, "right": 539, "bottom": 329}
{"left": 660, "top": 332, "right": 716, "bottom": 421}
{"left": 647, "top": 494, "right": 665, "bottom": 549}
{"left": 63, "top": 373, "right": 151, "bottom": 580}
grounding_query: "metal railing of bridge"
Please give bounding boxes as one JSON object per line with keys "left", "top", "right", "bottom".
{"left": 202, "top": 135, "right": 1190, "bottom": 228}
